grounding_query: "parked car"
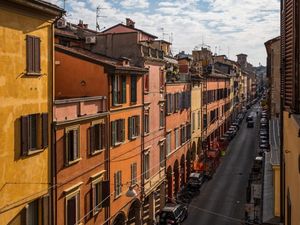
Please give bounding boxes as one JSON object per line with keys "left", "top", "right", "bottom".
{"left": 159, "top": 204, "right": 188, "bottom": 225}
{"left": 187, "top": 172, "right": 205, "bottom": 189}
{"left": 232, "top": 122, "right": 240, "bottom": 129}
{"left": 228, "top": 126, "right": 238, "bottom": 135}
{"left": 246, "top": 115, "right": 253, "bottom": 122}
{"left": 226, "top": 130, "right": 236, "bottom": 139}
{"left": 247, "top": 121, "right": 254, "bottom": 128}
{"left": 260, "top": 130, "right": 268, "bottom": 136}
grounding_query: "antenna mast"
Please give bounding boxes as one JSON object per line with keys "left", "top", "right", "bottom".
{"left": 96, "top": 5, "right": 107, "bottom": 31}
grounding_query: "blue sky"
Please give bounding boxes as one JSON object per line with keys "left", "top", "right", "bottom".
{"left": 48, "top": 0, "right": 280, "bottom": 66}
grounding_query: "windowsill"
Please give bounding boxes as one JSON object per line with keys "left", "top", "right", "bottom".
{"left": 143, "top": 132, "right": 150, "bottom": 137}
{"left": 25, "top": 72, "right": 41, "bottom": 76}
{"left": 93, "top": 208, "right": 103, "bottom": 216}
{"left": 130, "top": 136, "right": 138, "bottom": 140}
{"left": 27, "top": 148, "right": 45, "bottom": 156}
{"left": 114, "top": 195, "right": 122, "bottom": 200}
{"left": 113, "top": 142, "right": 123, "bottom": 147}
{"left": 159, "top": 126, "right": 165, "bottom": 130}
{"left": 91, "top": 149, "right": 105, "bottom": 156}
{"left": 112, "top": 103, "right": 123, "bottom": 107}
{"left": 144, "top": 90, "right": 150, "bottom": 95}
{"left": 65, "top": 157, "right": 82, "bottom": 167}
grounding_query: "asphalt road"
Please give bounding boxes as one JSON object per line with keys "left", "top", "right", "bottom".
{"left": 183, "top": 105, "right": 260, "bottom": 225}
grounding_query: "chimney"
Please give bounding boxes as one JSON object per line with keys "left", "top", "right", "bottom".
{"left": 78, "top": 19, "right": 84, "bottom": 27}
{"left": 126, "top": 18, "right": 135, "bottom": 28}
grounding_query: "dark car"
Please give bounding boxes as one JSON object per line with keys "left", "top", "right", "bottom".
{"left": 260, "top": 130, "right": 268, "bottom": 136}
{"left": 246, "top": 116, "right": 253, "bottom": 122}
{"left": 159, "top": 204, "right": 188, "bottom": 225}
{"left": 187, "top": 172, "right": 205, "bottom": 189}
{"left": 232, "top": 122, "right": 240, "bottom": 129}
{"left": 247, "top": 121, "right": 254, "bottom": 128}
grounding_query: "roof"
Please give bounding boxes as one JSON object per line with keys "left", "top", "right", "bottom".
{"left": 55, "top": 44, "right": 147, "bottom": 74}
{"left": 6, "top": 0, "right": 65, "bottom": 16}
{"left": 264, "top": 36, "right": 281, "bottom": 47}
{"left": 101, "top": 23, "right": 157, "bottom": 39}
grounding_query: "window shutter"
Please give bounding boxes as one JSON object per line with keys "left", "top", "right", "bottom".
{"left": 136, "top": 116, "right": 140, "bottom": 136}
{"left": 102, "top": 181, "right": 110, "bottom": 207}
{"left": 114, "top": 173, "right": 117, "bottom": 196}
{"left": 42, "top": 195, "right": 49, "bottom": 225}
{"left": 119, "top": 171, "right": 122, "bottom": 193}
{"left": 21, "top": 116, "right": 29, "bottom": 156}
{"left": 85, "top": 188, "right": 92, "bottom": 219}
{"left": 90, "top": 126, "right": 95, "bottom": 153}
{"left": 26, "top": 36, "right": 34, "bottom": 73}
{"left": 101, "top": 124, "right": 106, "bottom": 149}
{"left": 73, "top": 130, "right": 78, "bottom": 159}
{"left": 121, "top": 119, "right": 125, "bottom": 142}
{"left": 111, "top": 122, "right": 116, "bottom": 146}
{"left": 121, "top": 76, "right": 126, "bottom": 103}
{"left": 34, "top": 37, "right": 41, "bottom": 73}
{"left": 128, "top": 117, "right": 132, "bottom": 140}
{"left": 131, "top": 76, "right": 137, "bottom": 103}
{"left": 42, "top": 113, "right": 48, "bottom": 148}
{"left": 112, "top": 76, "right": 117, "bottom": 105}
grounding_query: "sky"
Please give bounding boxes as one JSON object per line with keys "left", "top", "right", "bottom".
{"left": 47, "top": 0, "right": 280, "bottom": 66}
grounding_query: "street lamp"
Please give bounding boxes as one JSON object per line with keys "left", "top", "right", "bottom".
{"left": 126, "top": 183, "right": 140, "bottom": 198}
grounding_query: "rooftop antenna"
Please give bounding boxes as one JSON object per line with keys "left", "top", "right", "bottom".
{"left": 160, "top": 28, "right": 168, "bottom": 41}
{"left": 96, "top": 5, "right": 107, "bottom": 31}
{"left": 63, "top": 0, "right": 66, "bottom": 9}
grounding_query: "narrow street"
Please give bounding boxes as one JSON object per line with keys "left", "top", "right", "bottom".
{"left": 183, "top": 105, "right": 260, "bottom": 225}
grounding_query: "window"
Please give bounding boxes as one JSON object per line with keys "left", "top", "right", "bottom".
{"left": 112, "top": 75, "right": 126, "bottom": 105}
{"left": 180, "top": 126, "right": 186, "bottom": 145}
{"left": 26, "top": 35, "right": 41, "bottom": 75}
{"left": 131, "top": 163, "right": 137, "bottom": 185}
{"left": 131, "top": 75, "right": 137, "bottom": 103}
{"left": 186, "top": 124, "right": 191, "bottom": 141}
{"left": 90, "top": 123, "right": 106, "bottom": 154}
{"left": 144, "top": 153, "right": 150, "bottom": 180}
{"left": 175, "top": 128, "right": 180, "bottom": 149}
{"left": 159, "top": 142, "right": 165, "bottom": 168}
{"left": 159, "top": 104, "right": 165, "bottom": 128}
{"left": 21, "top": 113, "right": 48, "bottom": 156}
{"left": 93, "top": 181, "right": 102, "bottom": 214}
{"left": 166, "top": 132, "right": 171, "bottom": 155}
{"left": 203, "top": 114, "right": 207, "bottom": 129}
{"left": 23, "top": 197, "right": 49, "bottom": 225}
{"left": 27, "top": 199, "right": 39, "bottom": 225}
{"left": 144, "top": 109, "right": 150, "bottom": 134}
{"left": 65, "top": 127, "right": 80, "bottom": 165}
{"left": 111, "top": 119, "right": 125, "bottom": 146}
{"left": 128, "top": 116, "right": 140, "bottom": 140}
{"left": 66, "top": 192, "right": 80, "bottom": 225}
{"left": 114, "top": 171, "right": 122, "bottom": 198}
{"left": 159, "top": 70, "right": 164, "bottom": 91}
{"left": 144, "top": 73, "right": 149, "bottom": 92}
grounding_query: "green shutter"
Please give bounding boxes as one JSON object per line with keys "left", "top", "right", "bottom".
{"left": 131, "top": 76, "right": 137, "bottom": 103}
{"left": 112, "top": 76, "right": 117, "bottom": 105}
{"left": 121, "top": 76, "right": 126, "bottom": 103}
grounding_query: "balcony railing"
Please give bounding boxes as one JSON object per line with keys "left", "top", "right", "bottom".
{"left": 141, "top": 45, "right": 164, "bottom": 59}
{"left": 54, "top": 96, "right": 107, "bottom": 122}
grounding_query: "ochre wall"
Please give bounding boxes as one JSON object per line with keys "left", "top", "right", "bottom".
{"left": 283, "top": 112, "right": 300, "bottom": 225}
{"left": 0, "top": 6, "right": 53, "bottom": 224}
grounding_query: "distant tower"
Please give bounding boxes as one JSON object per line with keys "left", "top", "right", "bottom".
{"left": 237, "top": 53, "right": 248, "bottom": 68}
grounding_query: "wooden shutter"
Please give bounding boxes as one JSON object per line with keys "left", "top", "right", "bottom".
{"left": 90, "top": 126, "right": 95, "bottom": 153}
{"left": 128, "top": 117, "right": 132, "bottom": 140}
{"left": 136, "top": 116, "right": 140, "bottom": 136}
{"left": 21, "top": 116, "right": 29, "bottom": 156}
{"left": 100, "top": 124, "right": 106, "bottom": 149}
{"left": 85, "top": 188, "right": 92, "bottom": 219}
{"left": 42, "top": 113, "right": 48, "bottom": 148}
{"left": 33, "top": 37, "right": 41, "bottom": 73}
{"left": 131, "top": 76, "right": 137, "bottom": 103}
{"left": 112, "top": 76, "right": 117, "bottom": 105}
{"left": 26, "top": 36, "right": 34, "bottom": 74}
{"left": 42, "top": 195, "right": 49, "bottom": 225}
{"left": 121, "top": 76, "right": 126, "bottom": 103}
{"left": 111, "top": 121, "right": 116, "bottom": 146}
{"left": 102, "top": 181, "right": 110, "bottom": 207}
{"left": 121, "top": 119, "right": 125, "bottom": 142}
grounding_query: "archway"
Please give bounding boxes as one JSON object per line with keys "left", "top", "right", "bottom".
{"left": 186, "top": 149, "right": 191, "bottom": 179}
{"left": 127, "top": 199, "right": 141, "bottom": 225}
{"left": 173, "top": 160, "right": 179, "bottom": 195}
{"left": 113, "top": 212, "right": 126, "bottom": 225}
{"left": 180, "top": 155, "right": 185, "bottom": 186}
{"left": 166, "top": 166, "right": 173, "bottom": 203}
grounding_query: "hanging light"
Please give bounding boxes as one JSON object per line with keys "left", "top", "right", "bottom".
{"left": 126, "top": 186, "right": 138, "bottom": 198}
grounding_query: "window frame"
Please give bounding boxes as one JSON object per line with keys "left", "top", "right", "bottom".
{"left": 143, "top": 152, "right": 150, "bottom": 180}
{"left": 159, "top": 142, "right": 165, "bottom": 168}
{"left": 65, "top": 187, "right": 80, "bottom": 225}
{"left": 65, "top": 125, "right": 81, "bottom": 166}
{"left": 130, "top": 75, "right": 137, "bottom": 103}
{"left": 26, "top": 35, "right": 41, "bottom": 76}
{"left": 91, "top": 172, "right": 105, "bottom": 215}
{"left": 114, "top": 170, "right": 122, "bottom": 198}
{"left": 90, "top": 120, "right": 106, "bottom": 155}
{"left": 144, "top": 108, "right": 150, "bottom": 135}
{"left": 130, "top": 163, "right": 137, "bottom": 185}
{"left": 111, "top": 119, "right": 125, "bottom": 146}
{"left": 159, "top": 103, "right": 165, "bottom": 128}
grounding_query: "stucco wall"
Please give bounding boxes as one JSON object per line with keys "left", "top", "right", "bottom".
{"left": 283, "top": 112, "right": 300, "bottom": 225}
{"left": 0, "top": 6, "right": 53, "bottom": 224}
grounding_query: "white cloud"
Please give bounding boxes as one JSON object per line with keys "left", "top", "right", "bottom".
{"left": 120, "top": 0, "right": 149, "bottom": 9}
{"left": 46, "top": 0, "right": 280, "bottom": 66}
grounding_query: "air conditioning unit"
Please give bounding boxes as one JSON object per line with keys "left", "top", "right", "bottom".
{"left": 56, "top": 19, "right": 66, "bottom": 28}
{"left": 85, "top": 36, "right": 96, "bottom": 44}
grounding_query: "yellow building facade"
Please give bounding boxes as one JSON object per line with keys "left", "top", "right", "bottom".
{"left": 0, "top": 1, "right": 63, "bottom": 224}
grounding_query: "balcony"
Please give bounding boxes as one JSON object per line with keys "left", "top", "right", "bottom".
{"left": 140, "top": 45, "right": 164, "bottom": 60}
{"left": 166, "top": 71, "right": 191, "bottom": 83}
{"left": 54, "top": 96, "right": 107, "bottom": 122}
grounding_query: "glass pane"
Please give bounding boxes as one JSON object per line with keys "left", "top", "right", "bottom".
{"left": 67, "top": 196, "right": 77, "bottom": 225}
